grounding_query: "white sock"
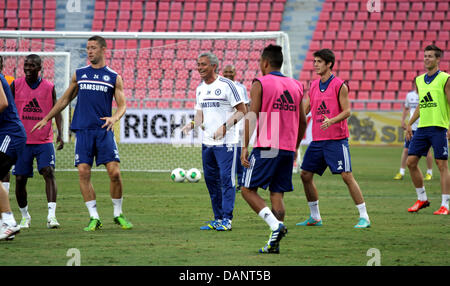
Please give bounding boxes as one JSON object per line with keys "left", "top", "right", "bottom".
{"left": 258, "top": 207, "right": 281, "bottom": 231}
{"left": 308, "top": 200, "right": 321, "bottom": 221}
{"left": 399, "top": 168, "right": 405, "bottom": 176}
{"left": 356, "top": 202, "right": 369, "bottom": 221}
{"left": 2, "top": 182, "right": 9, "bottom": 194}
{"left": 112, "top": 197, "right": 123, "bottom": 217}
{"left": 427, "top": 169, "right": 433, "bottom": 175}
{"left": 19, "top": 205, "right": 30, "bottom": 219}
{"left": 416, "top": 187, "right": 427, "bottom": 201}
{"left": 1, "top": 212, "right": 16, "bottom": 226}
{"left": 441, "top": 194, "right": 450, "bottom": 209}
{"left": 85, "top": 200, "right": 100, "bottom": 219}
{"left": 48, "top": 202, "right": 56, "bottom": 219}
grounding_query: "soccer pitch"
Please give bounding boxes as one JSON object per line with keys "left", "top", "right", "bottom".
{"left": 1, "top": 146, "right": 449, "bottom": 266}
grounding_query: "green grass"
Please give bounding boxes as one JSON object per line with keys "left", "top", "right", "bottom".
{"left": 1, "top": 146, "right": 449, "bottom": 266}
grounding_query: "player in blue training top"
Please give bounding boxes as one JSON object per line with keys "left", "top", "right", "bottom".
{"left": 33, "top": 35, "right": 133, "bottom": 231}
{"left": 0, "top": 73, "right": 27, "bottom": 241}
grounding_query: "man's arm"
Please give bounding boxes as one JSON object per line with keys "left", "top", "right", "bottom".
{"left": 213, "top": 102, "right": 247, "bottom": 140}
{"left": 52, "top": 87, "right": 64, "bottom": 150}
{"left": 303, "top": 94, "right": 311, "bottom": 115}
{"left": 32, "top": 72, "right": 78, "bottom": 132}
{"left": 401, "top": 106, "right": 410, "bottom": 130}
{"left": 296, "top": 100, "right": 307, "bottom": 149}
{"left": 321, "top": 83, "right": 351, "bottom": 130}
{"left": 406, "top": 104, "right": 420, "bottom": 141}
{"left": 0, "top": 82, "right": 8, "bottom": 113}
{"left": 241, "top": 80, "right": 262, "bottom": 168}
{"left": 182, "top": 109, "right": 204, "bottom": 135}
{"left": 101, "top": 75, "right": 126, "bottom": 131}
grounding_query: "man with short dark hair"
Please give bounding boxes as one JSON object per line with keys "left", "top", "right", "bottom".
{"left": 33, "top": 36, "right": 133, "bottom": 231}
{"left": 11, "top": 54, "right": 63, "bottom": 229}
{"left": 297, "top": 49, "right": 371, "bottom": 228}
{"left": 222, "top": 64, "right": 249, "bottom": 192}
{"left": 406, "top": 44, "right": 450, "bottom": 215}
{"left": 241, "top": 44, "right": 306, "bottom": 253}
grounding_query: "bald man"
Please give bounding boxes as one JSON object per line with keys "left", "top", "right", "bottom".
{"left": 222, "top": 65, "right": 250, "bottom": 192}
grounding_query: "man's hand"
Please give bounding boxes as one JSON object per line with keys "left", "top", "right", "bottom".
{"left": 56, "top": 134, "right": 64, "bottom": 150}
{"left": 100, "top": 117, "right": 117, "bottom": 131}
{"left": 320, "top": 115, "right": 334, "bottom": 130}
{"left": 405, "top": 125, "right": 413, "bottom": 141}
{"left": 401, "top": 120, "right": 407, "bottom": 130}
{"left": 181, "top": 123, "right": 192, "bottom": 135}
{"left": 213, "top": 124, "right": 226, "bottom": 140}
{"left": 241, "top": 146, "right": 250, "bottom": 168}
{"left": 31, "top": 119, "right": 49, "bottom": 133}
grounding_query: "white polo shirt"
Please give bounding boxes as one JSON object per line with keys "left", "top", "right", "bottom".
{"left": 195, "top": 75, "right": 244, "bottom": 145}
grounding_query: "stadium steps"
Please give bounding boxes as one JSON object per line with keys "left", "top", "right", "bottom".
{"left": 281, "top": 0, "right": 324, "bottom": 79}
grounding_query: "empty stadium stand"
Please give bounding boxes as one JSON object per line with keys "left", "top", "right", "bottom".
{"left": 0, "top": 0, "right": 57, "bottom": 80}
{"left": 299, "top": 0, "right": 450, "bottom": 111}
{"left": 90, "top": 0, "right": 287, "bottom": 109}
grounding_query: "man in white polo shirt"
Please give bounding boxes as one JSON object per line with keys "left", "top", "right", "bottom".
{"left": 182, "top": 52, "right": 247, "bottom": 231}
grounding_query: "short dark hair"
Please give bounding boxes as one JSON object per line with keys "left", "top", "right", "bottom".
{"left": 313, "top": 49, "right": 335, "bottom": 70}
{"left": 424, "top": 44, "right": 443, "bottom": 58}
{"left": 261, "top": 44, "right": 283, "bottom": 68}
{"left": 88, "top": 35, "right": 107, "bottom": 48}
{"left": 25, "top": 54, "right": 42, "bottom": 66}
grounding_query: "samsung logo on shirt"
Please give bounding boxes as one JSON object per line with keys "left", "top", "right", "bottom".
{"left": 201, "top": 102, "right": 220, "bottom": 108}
{"left": 79, "top": 83, "right": 109, "bottom": 93}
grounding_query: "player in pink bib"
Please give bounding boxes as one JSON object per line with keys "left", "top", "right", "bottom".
{"left": 11, "top": 54, "right": 63, "bottom": 229}
{"left": 297, "top": 49, "right": 370, "bottom": 228}
{"left": 241, "top": 44, "right": 307, "bottom": 253}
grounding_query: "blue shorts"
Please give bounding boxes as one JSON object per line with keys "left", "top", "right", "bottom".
{"left": 404, "top": 130, "right": 416, "bottom": 149}
{"left": 242, "top": 148, "right": 295, "bottom": 193}
{"left": 13, "top": 143, "right": 55, "bottom": 177}
{"left": 408, "top": 126, "right": 448, "bottom": 160}
{"left": 75, "top": 129, "right": 120, "bottom": 167}
{"left": 0, "top": 134, "right": 26, "bottom": 178}
{"left": 301, "top": 138, "right": 352, "bottom": 176}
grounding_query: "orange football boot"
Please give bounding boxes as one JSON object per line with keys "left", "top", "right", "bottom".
{"left": 408, "top": 200, "right": 430, "bottom": 212}
{"left": 433, "top": 206, "right": 449, "bottom": 215}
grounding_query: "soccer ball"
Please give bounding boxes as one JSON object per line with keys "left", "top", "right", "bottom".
{"left": 171, "top": 168, "right": 186, "bottom": 182}
{"left": 186, "top": 168, "right": 201, "bottom": 183}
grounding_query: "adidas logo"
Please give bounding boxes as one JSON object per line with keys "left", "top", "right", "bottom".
{"left": 272, "top": 90, "right": 296, "bottom": 111}
{"left": 81, "top": 74, "right": 88, "bottom": 79}
{"left": 420, "top": 92, "right": 437, "bottom": 108}
{"left": 316, "top": 101, "right": 330, "bottom": 115}
{"left": 23, "top": 98, "right": 42, "bottom": 113}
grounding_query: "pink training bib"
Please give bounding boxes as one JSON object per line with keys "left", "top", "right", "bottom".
{"left": 14, "top": 77, "right": 54, "bottom": 144}
{"left": 254, "top": 73, "right": 304, "bottom": 152}
{"left": 309, "top": 76, "right": 349, "bottom": 141}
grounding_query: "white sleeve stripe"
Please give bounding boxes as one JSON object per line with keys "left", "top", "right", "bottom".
{"left": 219, "top": 78, "right": 241, "bottom": 103}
